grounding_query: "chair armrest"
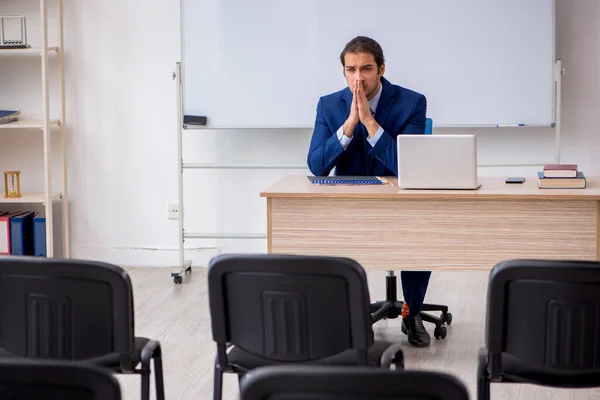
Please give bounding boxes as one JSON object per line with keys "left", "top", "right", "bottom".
{"left": 141, "top": 340, "right": 162, "bottom": 367}
{"left": 380, "top": 343, "right": 404, "bottom": 370}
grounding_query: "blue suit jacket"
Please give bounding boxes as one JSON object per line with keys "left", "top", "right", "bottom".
{"left": 307, "top": 77, "right": 427, "bottom": 177}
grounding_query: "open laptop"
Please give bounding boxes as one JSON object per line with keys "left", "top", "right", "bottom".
{"left": 396, "top": 134, "right": 480, "bottom": 189}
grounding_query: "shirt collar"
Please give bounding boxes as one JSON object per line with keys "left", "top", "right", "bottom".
{"left": 368, "top": 80, "right": 383, "bottom": 114}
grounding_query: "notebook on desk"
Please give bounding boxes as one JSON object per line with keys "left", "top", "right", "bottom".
{"left": 307, "top": 176, "right": 385, "bottom": 185}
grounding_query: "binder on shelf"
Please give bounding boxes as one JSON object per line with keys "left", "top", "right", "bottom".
{"left": 33, "top": 214, "right": 47, "bottom": 257}
{"left": 0, "top": 211, "right": 24, "bottom": 255}
{"left": 307, "top": 176, "right": 385, "bottom": 185}
{"left": 10, "top": 211, "right": 35, "bottom": 255}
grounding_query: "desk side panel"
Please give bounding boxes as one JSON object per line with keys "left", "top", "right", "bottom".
{"left": 270, "top": 198, "right": 598, "bottom": 270}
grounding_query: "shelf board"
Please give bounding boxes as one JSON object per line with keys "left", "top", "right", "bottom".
{"left": 0, "top": 193, "right": 62, "bottom": 204}
{"left": 0, "top": 47, "right": 58, "bottom": 55}
{"left": 0, "top": 119, "right": 60, "bottom": 129}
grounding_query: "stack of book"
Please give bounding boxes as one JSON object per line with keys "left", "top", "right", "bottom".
{"left": 0, "top": 110, "right": 20, "bottom": 125}
{"left": 537, "top": 164, "right": 586, "bottom": 189}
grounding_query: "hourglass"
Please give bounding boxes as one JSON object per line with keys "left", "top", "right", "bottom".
{"left": 3, "top": 171, "right": 21, "bottom": 198}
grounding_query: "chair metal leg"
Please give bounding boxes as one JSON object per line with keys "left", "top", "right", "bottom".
{"left": 477, "top": 348, "right": 491, "bottom": 400}
{"left": 477, "top": 373, "right": 490, "bottom": 400}
{"left": 213, "top": 362, "right": 223, "bottom": 400}
{"left": 421, "top": 303, "right": 449, "bottom": 313}
{"left": 154, "top": 353, "right": 165, "bottom": 400}
{"left": 141, "top": 367, "right": 150, "bottom": 400}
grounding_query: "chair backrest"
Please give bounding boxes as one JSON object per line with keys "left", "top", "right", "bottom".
{"left": 486, "top": 259, "right": 600, "bottom": 381}
{"left": 208, "top": 254, "right": 373, "bottom": 368}
{"left": 240, "top": 365, "right": 470, "bottom": 400}
{"left": 0, "top": 256, "right": 135, "bottom": 364}
{"left": 0, "top": 358, "right": 121, "bottom": 400}
{"left": 425, "top": 117, "right": 433, "bottom": 134}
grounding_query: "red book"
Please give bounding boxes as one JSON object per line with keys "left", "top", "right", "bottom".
{"left": 543, "top": 164, "right": 578, "bottom": 178}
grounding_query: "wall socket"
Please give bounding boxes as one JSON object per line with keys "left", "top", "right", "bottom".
{"left": 167, "top": 203, "right": 180, "bottom": 219}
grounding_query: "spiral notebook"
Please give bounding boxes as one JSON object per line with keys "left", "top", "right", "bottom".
{"left": 307, "top": 176, "right": 386, "bottom": 185}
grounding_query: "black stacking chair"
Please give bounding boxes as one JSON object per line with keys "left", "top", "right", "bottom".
{"left": 478, "top": 259, "right": 600, "bottom": 399}
{"left": 0, "top": 255, "right": 165, "bottom": 400}
{"left": 0, "top": 358, "right": 121, "bottom": 400}
{"left": 240, "top": 365, "right": 470, "bottom": 400}
{"left": 208, "top": 254, "right": 405, "bottom": 400}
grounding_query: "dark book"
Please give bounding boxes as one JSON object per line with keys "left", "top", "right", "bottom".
{"left": 537, "top": 171, "right": 586, "bottom": 189}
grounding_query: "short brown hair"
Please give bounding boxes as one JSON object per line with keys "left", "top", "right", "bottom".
{"left": 340, "top": 36, "right": 385, "bottom": 71}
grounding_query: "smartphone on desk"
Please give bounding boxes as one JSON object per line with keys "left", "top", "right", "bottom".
{"left": 505, "top": 177, "right": 526, "bottom": 184}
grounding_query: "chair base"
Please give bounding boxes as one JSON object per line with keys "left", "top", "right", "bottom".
{"left": 369, "top": 272, "right": 452, "bottom": 340}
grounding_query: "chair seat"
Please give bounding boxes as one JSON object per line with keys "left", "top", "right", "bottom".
{"left": 501, "top": 353, "right": 600, "bottom": 387}
{"left": 87, "top": 337, "right": 150, "bottom": 371}
{"left": 0, "top": 337, "right": 150, "bottom": 372}
{"left": 227, "top": 340, "right": 393, "bottom": 371}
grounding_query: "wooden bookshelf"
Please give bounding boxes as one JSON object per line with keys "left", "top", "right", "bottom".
{"left": 0, "top": 46, "right": 58, "bottom": 55}
{"left": 0, "top": 193, "right": 62, "bottom": 204}
{"left": 0, "top": 120, "right": 60, "bottom": 129}
{"left": 0, "top": 0, "right": 70, "bottom": 258}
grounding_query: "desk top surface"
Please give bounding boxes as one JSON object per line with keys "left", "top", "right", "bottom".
{"left": 260, "top": 175, "right": 600, "bottom": 200}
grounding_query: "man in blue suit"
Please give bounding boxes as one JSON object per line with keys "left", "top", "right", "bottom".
{"left": 307, "top": 36, "right": 431, "bottom": 347}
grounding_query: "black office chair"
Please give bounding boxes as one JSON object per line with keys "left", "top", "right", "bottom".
{"left": 370, "top": 271, "right": 452, "bottom": 339}
{"left": 0, "top": 256, "right": 165, "bottom": 400}
{"left": 478, "top": 259, "right": 600, "bottom": 400}
{"left": 0, "top": 358, "right": 121, "bottom": 400}
{"left": 240, "top": 365, "right": 470, "bottom": 400}
{"left": 208, "top": 253, "right": 405, "bottom": 400}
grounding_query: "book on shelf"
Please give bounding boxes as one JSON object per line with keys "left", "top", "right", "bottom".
{"left": 537, "top": 171, "right": 586, "bottom": 189}
{"left": 543, "top": 163, "right": 578, "bottom": 178}
{"left": 0, "top": 110, "right": 20, "bottom": 125}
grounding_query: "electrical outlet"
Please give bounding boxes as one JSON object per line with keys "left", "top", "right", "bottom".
{"left": 167, "top": 203, "right": 180, "bottom": 219}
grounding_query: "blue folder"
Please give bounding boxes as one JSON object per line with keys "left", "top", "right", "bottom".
{"left": 10, "top": 211, "right": 35, "bottom": 255}
{"left": 33, "top": 214, "right": 47, "bottom": 257}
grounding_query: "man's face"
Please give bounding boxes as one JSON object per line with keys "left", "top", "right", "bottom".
{"left": 343, "top": 52, "right": 385, "bottom": 101}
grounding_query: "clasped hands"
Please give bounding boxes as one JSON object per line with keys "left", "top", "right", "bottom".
{"left": 342, "top": 78, "right": 380, "bottom": 138}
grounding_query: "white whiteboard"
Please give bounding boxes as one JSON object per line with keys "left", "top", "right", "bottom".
{"left": 181, "top": 0, "right": 555, "bottom": 128}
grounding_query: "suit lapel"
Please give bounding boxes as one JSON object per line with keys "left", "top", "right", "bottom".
{"left": 374, "top": 77, "right": 396, "bottom": 127}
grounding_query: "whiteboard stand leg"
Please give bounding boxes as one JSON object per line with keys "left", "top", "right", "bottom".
{"left": 171, "top": 61, "right": 191, "bottom": 284}
{"left": 171, "top": 260, "right": 192, "bottom": 284}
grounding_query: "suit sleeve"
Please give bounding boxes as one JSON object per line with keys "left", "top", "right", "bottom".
{"left": 367, "top": 94, "right": 427, "bottom": 176}
{"left": 307, "top": 97, "right": 345, "bottom": 176}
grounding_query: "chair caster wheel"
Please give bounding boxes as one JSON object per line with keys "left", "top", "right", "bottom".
{"left": 434, "top": 326, "right": 447, "bottom": 339}
{"left": 442, "top": 312, "right": 453, "bottom": 325}
{"left": 173, "top": 275, "right": 183, "bottom": 284}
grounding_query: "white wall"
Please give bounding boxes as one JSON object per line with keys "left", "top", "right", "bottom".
{"left": 0, "top": 0, "right": 598, "bottom": 267}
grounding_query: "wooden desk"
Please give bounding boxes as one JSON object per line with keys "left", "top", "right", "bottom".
{"left": 260, "top": 176, "right": 600, "bottom": 271}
